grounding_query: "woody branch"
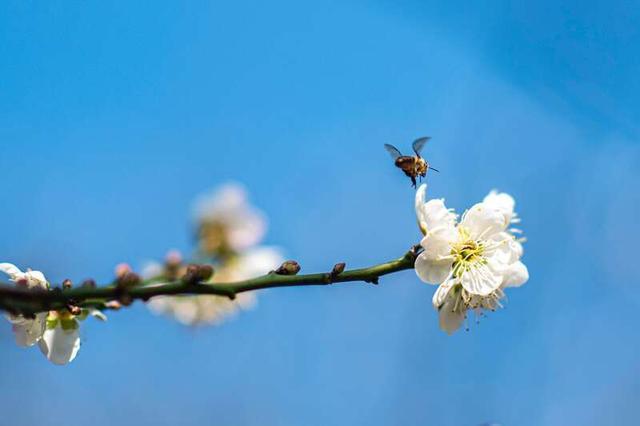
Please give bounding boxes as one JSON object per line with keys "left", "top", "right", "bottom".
{"left": 0, "top": 247, "right": 420, "bottom": 316}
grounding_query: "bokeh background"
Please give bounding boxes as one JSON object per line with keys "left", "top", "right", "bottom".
{"left": 1, "top": 1, "right": 639, "bottom": 425}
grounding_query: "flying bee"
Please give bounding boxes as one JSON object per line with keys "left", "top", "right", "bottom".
{"left": 384, "top": 137, "right": 439, "bottom": 187}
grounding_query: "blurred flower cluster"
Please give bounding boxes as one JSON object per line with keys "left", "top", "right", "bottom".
{"left": 146, "top": 183, "right": 283, "bottom": 326}
{"left": 414, "top": 184, "right": 529, "bottom": 334}
{"left": 0, "top": 264, "right": 106, "bottom": 365}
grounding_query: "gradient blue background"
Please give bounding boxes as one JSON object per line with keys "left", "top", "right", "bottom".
{"left": 1, "top": 1, "right": 638, "bottom": 425}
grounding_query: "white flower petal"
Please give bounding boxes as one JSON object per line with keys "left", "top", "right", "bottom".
{"left": 419, "top": 231, "right": 455, "bottom": 259}
{"left": 415, "top": 184, "right": 428, "bottom": 224}
{"left": 193, "top": 183, "right": 267, "bottom": 251}
{"left": 230, "top": 247, "right": 284, "bottom": 281}
{"left": 438, "top": 293, "right": 465, "bottom": 335}
{"left": 7, "top": 313, "right": 46, "bottom": 347}
{"left": 415, "top": 251, "right": 452, "bottom": 285}
{"left": 0, "top": 264, "right": 49, "bottom": 289}
{"left": 89, "top": 309, "right": 107, "bottom": 321}
{"left": 432, "top": 279, "right": 455, "bottom": 308}
{"left": 147, "top": 296, "right": 172, "bottom": 314}
{"left": 461, "top": 203, "right": 507, "bottom": 239}
{"left": 483, "top": 190, "right": 516, "bottom": 224}
{"left": 173, "top": 299, "right": 201, "bottom": 325}
{"left": 234, "top": 292, "right": 257, "bottom": 310}
{"left": 0, "top": 263, "right": 22, "bottom": 279}
{"left": 415, "top": 184, "right": 456, "bottom": 235}
{"left": 459, "top": 261, "right": 502, "bottom": 296}
{"left": 25, "top": 270, "right": 48, "bottom": 289}
{"left": 489, "top": 232, "right": 523, "bottom": 265}
{"left": 38, "top": 326, "right": 81, "bottom": 365}
{"left": 140, "top": 261, "right": 164, "bottom": 280}
{"left": 502, "top": 261, "right": 529, "bottom": 287}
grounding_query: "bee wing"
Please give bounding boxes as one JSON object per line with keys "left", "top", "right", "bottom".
{"left": 412, "top": 137, "right": 431, "bottom": 156}
{"left": 384, "top": 144, "right": 403, "bottom": 160}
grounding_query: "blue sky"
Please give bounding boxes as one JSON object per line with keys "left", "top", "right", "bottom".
{"left": 1, "top": 1, "right": 638, "bottom": 425}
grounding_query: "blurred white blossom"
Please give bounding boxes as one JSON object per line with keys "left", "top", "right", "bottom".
{"left": 414, "top": 185, "right": 529, "bottom": 334}
{"left": 147, "top": 247, "right": 283, "bottom": 326}
{"left": 147, "top": 183, "right": 283, "bottom": 326}
{"left": 193, "top": 183, "right": 267, "bottom": 253}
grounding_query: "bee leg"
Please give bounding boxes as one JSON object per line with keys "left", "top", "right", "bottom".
{"left": 411, "top": 176, "right": 417, "bottom": 187}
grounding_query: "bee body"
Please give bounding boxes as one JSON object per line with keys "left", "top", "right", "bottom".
{"left": 384, "top": 137, "right": 437, "bottom": 187}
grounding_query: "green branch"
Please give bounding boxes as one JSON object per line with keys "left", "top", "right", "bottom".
{"left": 0, "top": 248, "right": 419, "bottom": 316}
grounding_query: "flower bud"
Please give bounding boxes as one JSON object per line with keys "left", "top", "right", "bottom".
{"left": 331, "top": 263, "right": 346, "bottom": 276}
{"left": 62, "top": 279, "right": 73, "bottom": 290}
{"left": 81, "top": 279, "right": 97, "bottom": 289}
{"left": 115, "top": 263, "right": 132, "bottom": 279}
{"left": 181, "top": 264, "right": 200, "bottom": 285}
{"left": 105, "top": 300, "right": 122, "bottom": 310}
{"left": 198, "top": 264, "right": 214, "bottom": 282}
{"left": 165, "top": 250, "right": 183, "bottom": 268}
{"left": 117, "top": 272, "right": 141, "bottom": 289}
{"left": 275, "top": 260, "right": 301, "bottom": 275}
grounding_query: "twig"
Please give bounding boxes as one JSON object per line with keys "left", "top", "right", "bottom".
{"left": 0, "top": 247, "right": 419, "bottom": 315}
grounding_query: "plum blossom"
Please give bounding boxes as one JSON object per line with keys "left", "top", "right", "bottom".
{"left": 414, "top": 185, "right": 529, "bottom": 334}
{"left": 193, "top": 183, "right": 267, "bottom": 254}
{"left": 1, "top": 263, "right": 106, "bottom": 365}
{"left": 147, "top": 247, "right": 283, "bottom": 326}
{"left": 1, "top": 263, "right": 49, "bottom": 347}
{"left": 38, "top": 311, "right": 81, "bottom": 365}
{"left": 147, "top": 183, "right": 283, "bottom": 326}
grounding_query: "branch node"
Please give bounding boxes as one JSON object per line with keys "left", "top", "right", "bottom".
{"left": 365, "top": 277, "right": 379, "bottom": 285}
{"left": 81, "top": 279, "right": 97, "bottom": 289}
{"left": 117, "top": 272, "right": 141, "bottom": 288}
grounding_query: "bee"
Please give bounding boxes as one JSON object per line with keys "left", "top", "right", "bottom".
{"left": 384, "top": 136, "right": 439, "bottom": 187}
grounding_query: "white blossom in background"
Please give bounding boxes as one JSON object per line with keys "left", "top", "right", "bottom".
{"left": 147, "top": 247, "right": 284, "bottom": 326}
{"left": 414, "top": 185, "right": 529, "bottom": 334}
{"left": 193, "top": 183, "right": 267, "bottom": 253}
{"left": 147, "top": 183, "right": 283, "bottom": 326}
{"left": 1, "top": 263, "right": 106, "bottom": 365}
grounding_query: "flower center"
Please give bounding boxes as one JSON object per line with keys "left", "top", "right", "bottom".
{"left": 198, "top": 221, "right": 230, "bottom": 255}
{"left": 450, "top": 229, "right": 485, "bottom": 278}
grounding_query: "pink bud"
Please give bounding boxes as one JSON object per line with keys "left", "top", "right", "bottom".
{"left": 114, "top": 263, "right": 132, "bottom": 278}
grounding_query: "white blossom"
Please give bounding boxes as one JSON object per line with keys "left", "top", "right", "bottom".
{"left": 0, "top": 263, "right": 49, "bottom": 290}
{"left": 1, "top": 263, "right": 48, "bottom": 347}
{"left": 38, "top": 313, "right": 81, "bottom": 365}
{"left": 147, "top": 247, "right": 283, "bottom": 326}
{"left": 414, "top": 185, "right": 529, "bottom": 334}
{"left": 193, "top": 183, "right": 267, "bottom": 253}
{"left": 1, "top": 263, "right": 105, "bottom": 364}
